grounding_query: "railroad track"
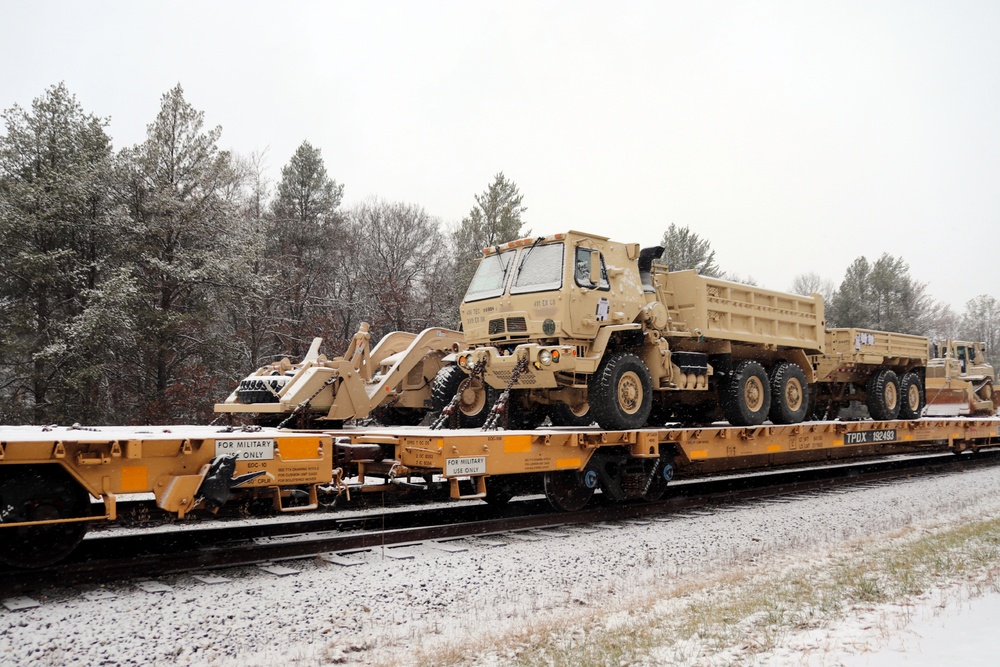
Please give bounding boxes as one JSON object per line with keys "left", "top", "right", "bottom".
{"left": 3, "top": 450, "right": 999, "bottom": 598}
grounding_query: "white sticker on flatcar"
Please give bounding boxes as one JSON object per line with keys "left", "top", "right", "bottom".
{"left": 445, "top": 456, "right": 486, "bottom": 476}
{"left": 216, "top": 439, "right": 275, "bottom": 460}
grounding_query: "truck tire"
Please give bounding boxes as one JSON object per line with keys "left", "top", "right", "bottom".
{"left": 866, "top": 369, "right": 900, "bottom": 420}
{"left": 548, "top": 401, "right": 593, "bottom": 427}
{"left": 588, "top": 351, "right": 653, "bottom": 430}
{"left": 768, "top": 362, "right": 809, "bottom": 425}
{"left": 722, "top": 360, "right": 771, "bottom": 426}
{"left": 898, "top": 372, "right": 924, "bottom": 420}
{"left": 431, "top": 365, "right": 493, "bottom": 428}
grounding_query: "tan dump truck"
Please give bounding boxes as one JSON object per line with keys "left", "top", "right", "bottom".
{"left": 446, "top": 231, "right": 826, "bottom": 430}
{"left": 445, "top": 231, "right": 930, "bottom": 430}
{"left": 811, "top": 328, "right": 928, "bottom": 420}
{"left": 925, "top": 340, "right": 997, "bottom": 416}
{"left": 215, "top": 323, "right": 463, "bottom": 427}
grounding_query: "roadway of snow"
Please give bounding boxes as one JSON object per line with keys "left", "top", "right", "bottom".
{"left": 4, "top": 462, "right": 1000, "bottom": 665}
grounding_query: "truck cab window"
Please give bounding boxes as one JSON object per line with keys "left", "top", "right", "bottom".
{"left": 574, "top": 247, "right": 609, "bottom": 290}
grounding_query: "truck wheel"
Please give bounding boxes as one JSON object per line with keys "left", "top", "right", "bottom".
{"left": 723, "top": 360, "right": 771, "bottom": 426}
{"left": 866, "top": 370, "right": 900, "bottom": 420}
{"left": 588, "top": 351, "right": 653, "bottom": 430}
{"left": 898, "top": 372, "right": 924, "bottom": 420}
{"left": 431, "top": 365, "right": 494, "bottom": 428}
{"left": 548, "top": 401, "right": 593, "bottom": 427}
{"left": 768, "top": 362, "right": 809, "bottom": 424}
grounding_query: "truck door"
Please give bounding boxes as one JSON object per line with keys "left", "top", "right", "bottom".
{"left": 567, "top": 244, "right": 611, "bottom": 339}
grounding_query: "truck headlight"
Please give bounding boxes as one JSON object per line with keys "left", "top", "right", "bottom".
{"left": 539, "top": 350, "right": 553, "bottom": 366}
{"left": 464, "top": 356, "right": 477, "bottom": 370}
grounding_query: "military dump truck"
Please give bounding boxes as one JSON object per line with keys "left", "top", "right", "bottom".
{"left": 925, "top": 340, "right": 997, "bottom": 416}
{"left": 215, "top": 323, "right": 464, "bottom": 426}
{"left": 811, "top": 328, "right": 928, "bottom": 420}
{"left": 444, "top": 231, "right": 931, "bottom": 430}
{"left": 444, "top": 231, "right": 828, "bottom": 430}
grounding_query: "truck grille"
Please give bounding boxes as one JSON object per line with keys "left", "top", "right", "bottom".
{"left": 493, "top": 369, "right": 537, "bottom": 386}
{"left": 488, "top": 317, "right": 528, "bottom": 336}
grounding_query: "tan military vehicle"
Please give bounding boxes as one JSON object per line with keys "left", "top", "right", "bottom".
{"left": 811, "top": 328, "right": 928, "bottom": 421}
{"left": 925, "top": 340, "right": 997, "bottom": 416}
{"left": 215, "top": 322, "right": 464, "bottom": 427}
{"left": 445, "top": 231, "right": 828, "bottom": 430}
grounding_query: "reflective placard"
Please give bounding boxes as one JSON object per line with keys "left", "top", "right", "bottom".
{"left": 445, "top": 456, "right": 486, "bottom": 476}
{"left": 216, "top": 439, "right": 275, "bottom": 460}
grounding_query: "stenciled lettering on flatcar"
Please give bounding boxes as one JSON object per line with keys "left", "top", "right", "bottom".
{"left": 844, "top": 429, "right": 897, "bottom": 445}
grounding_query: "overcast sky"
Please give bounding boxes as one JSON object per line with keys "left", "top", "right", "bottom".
{"left": 2, "top": 1, "right": 998, "bottom": 310}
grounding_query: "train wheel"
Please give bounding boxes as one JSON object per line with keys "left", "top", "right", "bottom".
{"left": 769, "top": 362, "right": 809, "bottom": 424}
{"left": 0, "top": 466, "right": 91, "bottom": 568}
{"left": 589, "top": 351, "right": 653, "bottom": 430}
{"left": 431, "top": 365, "right": 494, "bottom": 428}
{"left": 642, "top": 453, "right": 675, "bottom": 502}
{"left": 866, "top": 370, "right": 900, "bottom": 420}
{"left": 543, "top": 470, "right": 596, "bottom": 511}
{"left": 723, "top": 360, "right": 771, "bottom": 426}
{"left": 548, "top": 401, "right": 593, "bottom": 427}
{"left": 898, "top": 372, "right": 925, "bottom": 419}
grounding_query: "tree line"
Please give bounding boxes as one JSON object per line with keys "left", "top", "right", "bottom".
{"left": 0, "top": 83, "right": 526, "bottom": 425}
{"left": 2, "top": 84, "right": 996, "bottom": 426}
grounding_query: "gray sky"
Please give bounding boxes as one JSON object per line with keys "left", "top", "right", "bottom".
{"left": 3, "top": 1, "right": 999, "bottom": 310}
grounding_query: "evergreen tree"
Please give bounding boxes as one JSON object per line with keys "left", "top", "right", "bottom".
{"left": 0, "top": 83, "right": 121, "bottom": 424}
{"left": 658, "top": 223, "right": 721, "bottom": 277}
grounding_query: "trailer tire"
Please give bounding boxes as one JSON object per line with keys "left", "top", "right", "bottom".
{"left": 589, "top": 351, "right": 653, "bottom": 430}
{"left": 373, "top": 405, "right": 425, "bottom": 426}
{"left": 866, "top": 369, "right": 900, "bottom": 420}
{"left": 898, "top": 372, "right": 925, "bottom": 420}
{"left": 431, "top": 365, "right": 494, "bottom": 428}
{"left": 768, "top": 362, "right": 809, "bottom": 424}
{"left": 723, "top": 360, "right": 771, "bottom": 426}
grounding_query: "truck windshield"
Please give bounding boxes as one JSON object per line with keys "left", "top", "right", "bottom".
{"left": 510, "top": 242, "right": 564, "bottom": 295}
{"left": 464, "top": 250, "right": 516, "bottom": 302}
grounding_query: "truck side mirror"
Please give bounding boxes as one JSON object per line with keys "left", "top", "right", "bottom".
{"left": 590, "top": 252, "right": 601, "bottom": 286}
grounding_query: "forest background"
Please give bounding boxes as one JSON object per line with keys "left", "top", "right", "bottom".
{"left": 1, "top": 84, "right": 997, "bottom": 425}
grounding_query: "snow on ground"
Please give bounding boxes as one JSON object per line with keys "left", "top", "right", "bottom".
{"left": 4, "top": 465, "right": 1000, "bottom": 666}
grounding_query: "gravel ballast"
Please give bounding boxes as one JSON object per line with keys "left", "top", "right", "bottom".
{"left": 4, "top": 463, "right": 1000, "bottom": 666}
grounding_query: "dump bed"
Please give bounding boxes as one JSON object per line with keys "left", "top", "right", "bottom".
{"left": 814, "top": 328, "right": 929, "bottom": 381}
{"left": 659, "top": 269, "right": 825, "bottom": 352}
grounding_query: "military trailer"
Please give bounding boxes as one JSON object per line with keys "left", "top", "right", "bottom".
{"left": 445, "top": 231, "right": 826, "bottom": 430}
{"left": 811, "top": 328, "right": 929, "bottom": 421}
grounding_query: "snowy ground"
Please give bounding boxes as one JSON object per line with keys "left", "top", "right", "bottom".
{"left": 4, "top": 464, "right": 1000, "bottom": 666}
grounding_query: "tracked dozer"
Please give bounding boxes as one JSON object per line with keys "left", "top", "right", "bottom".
{"left": 215, "top": 323, "right": 464, "bottom": 427}
{"left": 924, "top": 340, "right": 997, "bottom": 416}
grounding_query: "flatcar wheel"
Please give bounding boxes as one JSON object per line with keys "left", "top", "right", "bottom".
{"left": 543, "top": 470, "right": 595, "bottom": 512}
{"left": 642, "top": 453, "right": 675, "bottom": 502}
{"left": 0, "top": 466, "right": 91, "bottom": 568}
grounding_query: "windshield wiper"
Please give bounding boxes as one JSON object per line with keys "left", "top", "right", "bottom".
{"left": 513, "top": 237, "right": 545, "bottom": 283}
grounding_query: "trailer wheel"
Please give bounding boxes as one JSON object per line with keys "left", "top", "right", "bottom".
{"left": 0, "top": 466, "right": 91, "bottom": 568}
{"left": 548, "top": 401, "right": 593, "bottom": 427}
{"left": 723, "top": 360, "right": 771, "bottom": 426}
{"left": 588, "top": 351, "right": 653, "bottom": 430}
{"left": 769, "top": 362, "right": 809, "bottom": 424}
{"left": 431, "top": 365, "right": 494, "bottom": 428}
{"left": 866, "top": 370, "right": 900, "bottom": 420}
{"left": 898, "top": 372, "right": 925, "bottom": 420}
